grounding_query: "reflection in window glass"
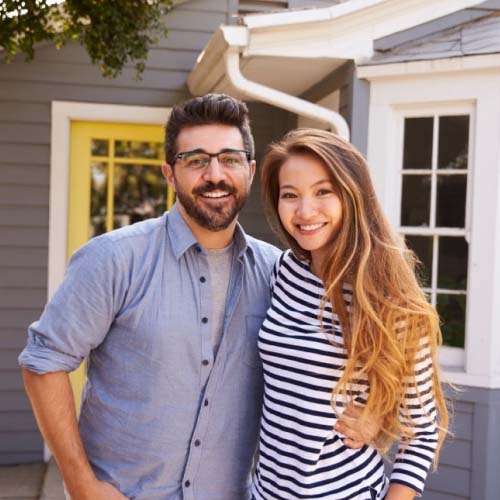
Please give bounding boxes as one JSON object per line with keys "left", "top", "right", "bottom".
{"left": 438, "top": 115, "right": 469, "bottom": 169}
{"left": 437, "top": 294, "right": 466, "bottom": 347}
{"left": 405, "top": 235, "right": 432, "bottom": 287}
{"left": 114, "top": 164, "right": 167, "bottom": 228}
{"left": 438, "top": 236, "right": 468, "bottom": 290}
{"left": 90, "top": 162, "right": 108, "bottom": 238}
{"left": 436, "top": 174, "right": 467, "bottom": 227}
{"left": 114, "top": 140, "right": 163, "bottom": 159}
{"left": 91, "top": 139, "right": 109, "bottom": 157}
{"left": 401, "top": 175, "right": 431, "bottom": 226}
{"left": 403, "top": 117, "right": 433, "bottom": 170}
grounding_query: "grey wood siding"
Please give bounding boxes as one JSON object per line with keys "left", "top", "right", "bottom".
{"left": 0, "top": 0, "right": 235, "bottom": 465}
{"left": 239, "top": 102, "right": 295, "bottom": 248}
{"left": 0, "top": 0, "right": 296, "bottom": 465}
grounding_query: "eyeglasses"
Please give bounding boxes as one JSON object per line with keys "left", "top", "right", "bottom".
{"left": 175, "top": 149, "right": 251, "bottom": 170}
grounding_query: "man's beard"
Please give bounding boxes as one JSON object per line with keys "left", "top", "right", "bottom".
{"left": 175, "top": 180, "right": 249, "bottom": 231}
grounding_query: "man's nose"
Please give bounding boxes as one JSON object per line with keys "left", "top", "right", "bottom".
{"left": 202, "top": 156, "right": 227, "bottom": 183}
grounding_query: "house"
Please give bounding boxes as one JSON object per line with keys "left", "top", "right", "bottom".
{"left": 1, "top": 0, "right": 499, "bottom": 498}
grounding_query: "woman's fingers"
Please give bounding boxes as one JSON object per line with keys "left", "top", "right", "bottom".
{"left": 334, "top": 403, "right": 382, "bottom": 448}
{"left": 342, "top": 437, "right": 365, "bottom": 449}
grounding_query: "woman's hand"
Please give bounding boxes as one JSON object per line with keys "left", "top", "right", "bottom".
{"left": 334, "top": 403, "right": 381, "bottom": 449}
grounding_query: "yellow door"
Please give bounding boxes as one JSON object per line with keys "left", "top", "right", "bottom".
{"left": 68, "top": 121, "right": 174, "bottom": 409}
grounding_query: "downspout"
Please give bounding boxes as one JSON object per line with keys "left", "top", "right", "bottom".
{"left": 224, "top": 47, "right": 350, "bottom": 141}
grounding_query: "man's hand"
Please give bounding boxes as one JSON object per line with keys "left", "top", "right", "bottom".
{"left": 334, "top": 403, "right": 381, "bottom": 449}
{"left": 71, "top": 479, "right": 128, "bottom": 500}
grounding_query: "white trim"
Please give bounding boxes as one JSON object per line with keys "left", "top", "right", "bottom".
{"left": 242, "top": 0, "right": 482, "bottom": 32}
{"left": 47, "top": 101, "right": 170, "bottom": 460}
{"left": 358, "top": 53, "right": 500, "bottom": 79}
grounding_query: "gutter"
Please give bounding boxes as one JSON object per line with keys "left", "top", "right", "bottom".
{"left": 223, "top": 46, "right": 350, "bottom": 140}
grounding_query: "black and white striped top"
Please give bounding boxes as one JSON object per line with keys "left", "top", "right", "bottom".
{"left": 252, "top": 251, "right": 438, "bottom": 500}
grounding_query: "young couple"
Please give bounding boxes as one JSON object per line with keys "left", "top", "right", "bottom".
{"left": 20, "top": 93, "right": 447, "bottom": 500}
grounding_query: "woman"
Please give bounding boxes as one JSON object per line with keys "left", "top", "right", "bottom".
{"left": 252, "top": 129, "right": 448, "bottom": 500}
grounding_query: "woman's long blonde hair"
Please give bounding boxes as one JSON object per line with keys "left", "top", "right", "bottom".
{"left": 261, "top": 128, "right": 449, "bottom": 461}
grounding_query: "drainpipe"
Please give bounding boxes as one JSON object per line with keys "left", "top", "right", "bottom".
{"left": 224, "top": 47, "right": 350, "bottom": 141}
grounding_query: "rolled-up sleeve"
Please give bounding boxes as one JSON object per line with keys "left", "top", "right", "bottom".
{"left": 19, "top": 237, "right": 123, "bottom": 374}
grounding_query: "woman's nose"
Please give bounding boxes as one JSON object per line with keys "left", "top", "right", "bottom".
{"left": 296, "top": 197, "right": 318, "bottom": 218}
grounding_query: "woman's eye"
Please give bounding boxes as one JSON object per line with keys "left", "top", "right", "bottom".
{"left": 317, "top": 189, "right": 332, "bottom": 196}
{"left": 280, "top": 192, "right": 296, "bottom": 199}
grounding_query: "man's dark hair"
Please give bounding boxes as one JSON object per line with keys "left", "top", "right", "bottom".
{"left": 164, "top": 93, "right": 255, "bottom": 165}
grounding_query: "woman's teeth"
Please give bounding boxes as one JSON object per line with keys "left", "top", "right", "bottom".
{"left": 299, "top": 223, "right": 324, "bottom": 231}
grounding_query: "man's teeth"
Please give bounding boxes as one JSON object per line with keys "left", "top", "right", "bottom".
{"left": 299, "top": 223, "right": 324, "bottom": 231}
{"left": 202, "top": 191, "right": 229, "bottom": 198}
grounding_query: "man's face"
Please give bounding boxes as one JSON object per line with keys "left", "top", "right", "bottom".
{"left": 162, "top": 124, "right": 255, "bottom": 232}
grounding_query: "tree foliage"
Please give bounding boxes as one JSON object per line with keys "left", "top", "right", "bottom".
{"left": 0, "top": 0, "right": 174, "bottom": 78}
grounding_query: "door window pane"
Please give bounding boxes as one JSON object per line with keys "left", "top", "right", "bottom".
{"left": 115, "top": 140, "right": 163, "bottom": 159}
{"left": 438, "top": 236, "right": 468, "bottom": 290}
{"left": 114, "top": 164, "right": 167, "bottom": 228}
{"left": 405, "top": 235, "right": 432, "bottom": 287}
{"left": 401, "top": 175, "right": 431, "bottom": 226}
{"left": 438, "top": 115, "right": 469, "bottom": 169}
{"left": 91, "top": 139, "right": 109, "bottom": 157}
{"left": 90, "top": 162, "right": 108, "bottom": 238}
{"left": 436, "top": 174, "right": 467, "bottom": 227}
{"left": 403, "top": 117, "right": 433, "bottom": 170}
{"left": 437, "top": 294, "right": 466, "bottom": 347}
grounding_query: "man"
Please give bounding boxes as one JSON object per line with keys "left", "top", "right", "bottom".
{"left": 19, "top": 94, "right": 369, "bottom": 500}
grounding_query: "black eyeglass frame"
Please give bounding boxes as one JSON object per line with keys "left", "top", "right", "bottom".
{"left": 174, "top": 148, "right": 252, "bottom": 164}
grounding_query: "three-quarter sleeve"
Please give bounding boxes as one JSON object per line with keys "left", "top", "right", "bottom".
{"left": 19, "top": 237, "right": 125, "bottom": 374}
{"left": 390, "top": 337, "right": 439, "bottom": 496}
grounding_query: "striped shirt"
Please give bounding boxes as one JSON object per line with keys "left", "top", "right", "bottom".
{"left": 252, "top": 251, "right": 438, "bottom": 500}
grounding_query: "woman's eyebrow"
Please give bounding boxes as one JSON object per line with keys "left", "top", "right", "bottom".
{"left": 280, "top": 179, "right": 332, "bottom": 190}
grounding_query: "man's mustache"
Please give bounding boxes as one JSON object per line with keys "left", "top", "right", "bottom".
{"left": 193, "top": 182, "right": 236, "bottom": 196}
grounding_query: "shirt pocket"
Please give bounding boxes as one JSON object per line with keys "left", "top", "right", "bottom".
{"left": 244, "top": 315, "right": 265, "bottom": 367}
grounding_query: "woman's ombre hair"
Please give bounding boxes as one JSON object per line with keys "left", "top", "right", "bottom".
{"left": 261, "top": 128, "right": 449, "bottom": 461}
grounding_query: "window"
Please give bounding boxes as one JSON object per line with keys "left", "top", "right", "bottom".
{"left": 399, "top": 114, "right": 471, "bottom": 349}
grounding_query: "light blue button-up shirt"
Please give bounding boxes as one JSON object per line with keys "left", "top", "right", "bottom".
{"left": 19, "top": 204, "right": 280, "bottom": 500}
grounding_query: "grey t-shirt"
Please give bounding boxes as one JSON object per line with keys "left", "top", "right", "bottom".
{"left": 206, "top": 242, "right": 234, "bottom": 356}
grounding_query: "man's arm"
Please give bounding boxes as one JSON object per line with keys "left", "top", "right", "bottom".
{"left": 22, "top": 369, "right": 126, "bottom": 500}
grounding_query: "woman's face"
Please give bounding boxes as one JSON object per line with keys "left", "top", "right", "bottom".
{"left": 278, "top": 153, "right": 343, "bottom": 267}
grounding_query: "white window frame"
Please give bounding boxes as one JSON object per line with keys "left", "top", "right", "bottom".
{"left": 394, "top": 103, "right": 474, "bottom": 370}
{"left": 360, "top": 55, "right": 500, "bottom": 388}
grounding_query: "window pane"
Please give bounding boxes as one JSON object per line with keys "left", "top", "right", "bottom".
{"left": 403, "top": 117, "right": 433, "bottom": 170}
{"left": 115, "top": 140, "right": 163, "bottom": 159}
{"left": 436, "top": 174, "right": 467, "bottom": 228}
{"left": 91, "top": 139, "right": 109, "bottom": 157}
{"left": 401, "top": 175, "right": 431, "bottom": 226}
{"left": 437, "top": 294, "right": 466, "bottom": 348}
{"left": 405, "top": 235, "right": 432, "bottom": 287}
{"left": 90, "top": 162, "right": 107, "bottom": 238}
{"left": 438, "top": 115, "right": 469, "bottom": 169}
{"left": 114, "top": 164, "right": 167, "bottom": 228}
{"left": 438, "top": 236, "right": 468, "bottom": 290}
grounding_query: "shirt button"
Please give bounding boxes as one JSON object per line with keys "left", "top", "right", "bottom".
{"left": 204, "top": 399, "right": 209, "bottom": 406}
{"left": 195, "top": 246, "right": 201, "bottom": 253}
{"left": 202, "top": 359, "right": 209, "bottom": 366}
{"left": 200, "top": 276, "right": 206, "bottom": 283}
{"left": 194, "top": 439, "right": 201, "bottom": 447}
{"left": 201, "top": 317, "right": 208, "bottom": 324}
{"left": 184, "top": 480, "right": 191, "bottom": 487}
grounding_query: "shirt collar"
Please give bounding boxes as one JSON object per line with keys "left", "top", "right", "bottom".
{"left": 166, "top": 203, "right": 255, "bottom": 264}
